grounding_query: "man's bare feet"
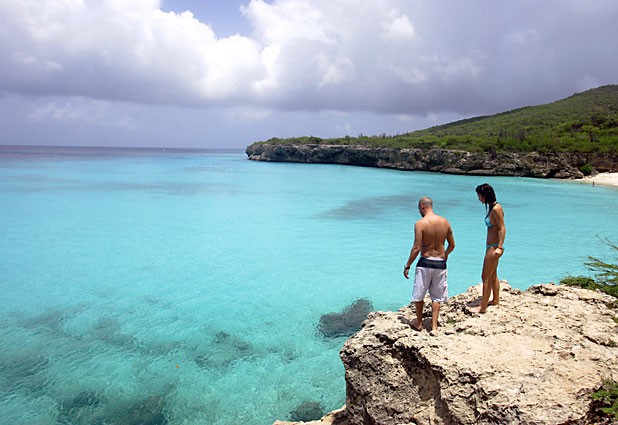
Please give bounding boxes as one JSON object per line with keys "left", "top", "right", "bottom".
{"left": 410, "top": 318, "right": 424, "bottom": 331}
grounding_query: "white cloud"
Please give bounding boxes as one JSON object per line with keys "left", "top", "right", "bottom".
{"left": 241, "top": 0, "right": 334, "bottom": 45}
{"left": 382, "top": 12, "right": 416, "bottom": 41}
{"left": 0, "top": 1, "right": 264, "bottom": 104}
{"left": 315, "top": 53, "right": 354, "bottom": 87}
{"left": 0, "top": 0, "right": 617, "bottom": 127}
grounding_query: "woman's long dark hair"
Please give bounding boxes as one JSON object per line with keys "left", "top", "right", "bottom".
{"left": 476, "top": 183, "right": 497, "bottom": 215}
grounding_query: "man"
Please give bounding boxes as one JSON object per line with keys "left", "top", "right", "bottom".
{"left": 403, "top": 196, "right": 455, "bottom": 332}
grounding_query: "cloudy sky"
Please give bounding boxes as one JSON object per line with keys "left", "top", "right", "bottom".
{"left": 1, "top": 0, "right": 616, "bottom": 149}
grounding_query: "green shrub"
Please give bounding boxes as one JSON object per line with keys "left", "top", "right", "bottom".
{"left": 579, "top": 163, "right": 594, "bottom": 176}
{"left": 561, "top": 238, "right": 618, "bottom": 298}
{"left": 560, "top": 275, "right": 597, "bottom": 289}
{"left": 586, "top": 239, "right": 618, "bottom": 284}
{"left": 591, "top": 381, "right": 618, "bottom": 419}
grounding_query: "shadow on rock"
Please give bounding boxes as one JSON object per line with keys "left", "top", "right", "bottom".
{"left": 318, "top": 298, "right": 373, "bottom": 338}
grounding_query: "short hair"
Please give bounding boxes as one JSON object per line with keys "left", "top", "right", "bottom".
{"left": 418, "top": 196, "right": 433, "bottom": 207}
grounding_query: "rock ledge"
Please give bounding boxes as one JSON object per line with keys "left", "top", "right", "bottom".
{"left": 247, "top": 144, "right": 618, "bottom": 178}
{"left": 276, "top": 283, "right": 618, "bottom": 425}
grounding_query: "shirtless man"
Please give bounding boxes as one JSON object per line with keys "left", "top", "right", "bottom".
{"left": 403, "top": 197, "right": 455, "bottom": 331}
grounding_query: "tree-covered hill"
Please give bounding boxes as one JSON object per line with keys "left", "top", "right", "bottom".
{"left": 254, "top": 85, "right": 618, "bottom": 154}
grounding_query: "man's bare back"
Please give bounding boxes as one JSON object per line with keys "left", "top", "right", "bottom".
{"left": 417, "top": 214, "right": 452, "bottom": 259}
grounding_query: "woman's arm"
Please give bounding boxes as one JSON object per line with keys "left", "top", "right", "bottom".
{"left": 492, "top": 204, "right": 506, "bottom": 250}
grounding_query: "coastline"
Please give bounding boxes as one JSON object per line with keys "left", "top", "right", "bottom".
{"left": 246, "top": 143, "right": 618, "bottom": 180}
{"left": 580, "top": 172, "right": 618, "bottom": 188}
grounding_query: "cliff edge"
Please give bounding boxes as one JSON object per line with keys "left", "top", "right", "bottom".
{"left": 247, "top": 143, "right": 618, "bottom": 178}
{"left": 275, "top": 283, "right": 618, "bottom": 425}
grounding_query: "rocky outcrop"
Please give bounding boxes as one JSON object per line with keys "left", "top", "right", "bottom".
{"left": 246, "top": 144, "right": 618, "bottom": 178}
{"left": 274, "top": 283, "right": 618, "bottom": 425}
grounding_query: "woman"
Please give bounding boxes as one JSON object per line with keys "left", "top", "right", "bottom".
{"left": 470, "top": 183, "right": 506, "bottom": 314}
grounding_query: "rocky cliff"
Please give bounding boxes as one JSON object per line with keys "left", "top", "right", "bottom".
{"left": 274, "top": 283, "right": 618, "bottom": 425}
{"left": 246, "top": 144, "right": 618, "bottom": 178}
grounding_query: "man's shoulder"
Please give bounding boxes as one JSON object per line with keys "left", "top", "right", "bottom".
{"left": 433, "top": 215, "right": 452, "bottom": 231}
{"left": 418, "top": 214, "right": 450, "bottom": 227}
{"left": 433, "top": 214, "right": 450, "bottom": 224}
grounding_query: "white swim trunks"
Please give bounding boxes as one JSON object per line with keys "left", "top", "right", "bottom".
{"left": 411, "top": 257, "right": 448, "bottom": 303}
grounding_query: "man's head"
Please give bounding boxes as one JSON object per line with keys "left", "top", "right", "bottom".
{"left": 418, "top": 196, "right": 433, "bottom": 217}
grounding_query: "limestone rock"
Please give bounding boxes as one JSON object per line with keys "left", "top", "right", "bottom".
{"left": 340, "top": 283, "right": 618, "bottom": 424}
{"left": 246, "top": 144, "right": 618, "bottom": 179}
{"left": 273, "top": 283, "right": 618, "bottom": 425}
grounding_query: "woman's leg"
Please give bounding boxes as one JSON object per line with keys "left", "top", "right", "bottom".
{"left": 472, "top": 250, "right": 499, "bottom": 313}
{"left": 489, "top": 265, "right": 500, "bottom": 305}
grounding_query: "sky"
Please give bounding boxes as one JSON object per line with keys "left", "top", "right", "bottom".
{"left": 0, "top": 0, "right": 617, "bottom": 149}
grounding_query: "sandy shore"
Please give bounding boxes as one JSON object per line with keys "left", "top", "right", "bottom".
{"left": 579, "top": 172, "right": 618, "bottom": 188}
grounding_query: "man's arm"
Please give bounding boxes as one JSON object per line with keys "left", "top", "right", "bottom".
{"left": 444, "top": 224, "right": 455, "bottom": 261}
{"left": 403, "top": 222, "right": 422, "bottom": 279}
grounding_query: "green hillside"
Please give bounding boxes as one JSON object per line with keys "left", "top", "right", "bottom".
{"left": 257, "top": 85, "right": 618, "bottom": 154}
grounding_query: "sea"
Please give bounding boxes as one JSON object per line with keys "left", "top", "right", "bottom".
{"left": 1, "top": 145, "right": 617, "bottom": 425}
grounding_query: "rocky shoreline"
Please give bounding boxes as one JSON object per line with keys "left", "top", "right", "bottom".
{"left": 274, "top": 283, "right": 618, "bottom": 425}
{"left": 246, "top": 143, "right": 618, "bottom": 179}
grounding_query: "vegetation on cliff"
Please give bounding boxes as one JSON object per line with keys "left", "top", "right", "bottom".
{"left": 561, "top": 238, "right": 618, "bottom": 298}
{"left": 591, "top": 381, "right": 618, "bottom": 421}
{"left": 252, "top": 85, "right": 618, "bottom": 154}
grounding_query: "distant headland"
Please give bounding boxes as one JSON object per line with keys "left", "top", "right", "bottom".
{"left": 247, "top": 85, "right": 618, "bottom": 179}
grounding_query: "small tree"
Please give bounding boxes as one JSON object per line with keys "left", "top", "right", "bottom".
{"left": 585, "top": 238, "right": 618, "bottom": 297}
{"left": 561, "top": 238, "right": 617, "bottom": 297}
{"left": 579, "top": 163, "right": 594, "bottom": 176}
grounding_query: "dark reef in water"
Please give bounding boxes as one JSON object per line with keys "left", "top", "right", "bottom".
{"left": 194, "top": 330, "right": 258, "bottom": 368}
{"left": 318, "top": 298, "right": 373, "bottom": 338}
{"left": 290, "top": 401, "right": 325, "bottom": 422}
{"left": 57, "top": 392, "right": 169, "bottom": 425}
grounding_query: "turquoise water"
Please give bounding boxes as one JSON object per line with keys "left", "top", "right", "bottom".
{"left": 1, "top": 146, "right": 617, "bottom": 424}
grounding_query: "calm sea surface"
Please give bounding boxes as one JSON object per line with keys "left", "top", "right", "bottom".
{"left": 1, "top": 146, "right": 617, "bottom": 424}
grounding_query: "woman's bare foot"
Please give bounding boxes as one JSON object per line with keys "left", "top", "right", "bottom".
{"left": 468, "top": 305, "right": 486, "bottom": 315}
{"left": 488, "top": 300, "right": 499, "bottom": 306}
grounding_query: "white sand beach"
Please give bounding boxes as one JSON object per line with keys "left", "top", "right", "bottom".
{"left": 580, "top": 172, "right": 618, "bottom": 188}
